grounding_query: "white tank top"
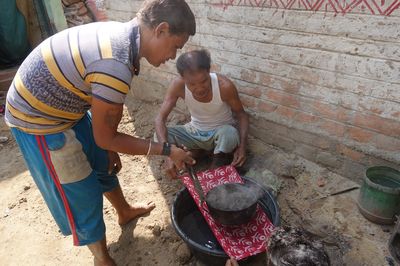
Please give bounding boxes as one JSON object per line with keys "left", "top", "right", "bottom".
{"left": 185, "top": 73, "right": 234, "bottom": 131}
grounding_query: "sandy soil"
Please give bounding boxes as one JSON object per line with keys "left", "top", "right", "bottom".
{"left": 0, "top": 93, "right": 396, "bottom": 266}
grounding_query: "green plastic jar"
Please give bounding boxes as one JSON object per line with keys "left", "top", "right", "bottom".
{"left": 357, "top": 166, "right": 400, "bottom": 224}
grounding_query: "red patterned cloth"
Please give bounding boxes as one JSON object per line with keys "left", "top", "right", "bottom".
{"left": 180, "top": 165, "right": 275, "bottom": 260}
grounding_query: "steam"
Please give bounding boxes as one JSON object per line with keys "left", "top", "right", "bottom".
{"left": 206, "top": 183, "right": 264, "bottom": 211}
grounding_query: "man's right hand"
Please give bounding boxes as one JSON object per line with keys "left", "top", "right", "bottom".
{"left": 167, "top": 145, "right": 195, "bottom": 179}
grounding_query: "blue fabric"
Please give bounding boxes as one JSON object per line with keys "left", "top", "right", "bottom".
{"left": 0, "top": 0, "right": 30, "bottom": 67}
{"left": 10, "top": 113, "right": 119, "bottom": 246}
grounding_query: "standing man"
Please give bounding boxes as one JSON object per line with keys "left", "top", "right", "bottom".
{"left": 5, "top": 0, "right": 196, "bottom": 265}
{"left": 155, "top": 49, "right": 249, "bottom": 178}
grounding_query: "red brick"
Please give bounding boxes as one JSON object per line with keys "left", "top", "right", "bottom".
{"left": 353, "top": 113, "right": 400, "bottom": 137}
{"left": 374, "top": 134, "right": 400, "bottom": 152}
{"left": 311, "top": 101, "right": 351, "bottom": 123}
{"left": 347, "top": 127, "right": 375, "bottom": 143}
{"left": 294, "top": 112, "right": 319, "bottom": 123}
{"left": 276, "top": 106, "right": 297, "bottom": 119}
{"left": 210, "top": 63, "right": 221, "bottom": 72}
{"left": 280, "top": 79, "right": 300, "bottom": 94}
{"left": 240, "top": 69, "right": 257, "bottom": 83}
{"left": 183, "top": 44, "right": 202, "bottom": 52}
{"left": 314, "top": 138, "right": 331, "bottom": 150}
{"left": 287, "top": 129, "right": 332, "bottom": 150}
{"left": 258, "top": 73, "right": 271, "bottom": 86}
{"left": 336, "top": 144, "right": 364, "bottom": 161}
{"left": 239, "top": 95, "right": 256, "bottom": 108}
{"left": 359, "top": 98, "right": 384, "bottom": 115}
{"left": 266, "top": 90, "right": 300, "bottom": 109}
{"left": 312, "top": 101, "right": 335, "bottom": 117}
{"left": 291, "top": 68, "right": 320, "bottom": 84}
{"left": 337, "top": 108, "right": 352, "bottom": 123}
{"left": 238, "top": 86, "right": 262, "bottom": 98}
{"left": 320, "top": 120, "right": 346, "bottom": 137}
{"left": 257, "top": 101, "right": 277, "bottom": 113}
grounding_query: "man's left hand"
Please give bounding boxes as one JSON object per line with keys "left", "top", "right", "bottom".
{"left": 108, "top": 150, "right": 122, "bottom": 175}
{"left": 231, "top": 145, "right": 246, "bottom": 167}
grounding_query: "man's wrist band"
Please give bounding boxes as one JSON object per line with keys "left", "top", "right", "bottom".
{"left": 161, "top": 142, "right": 171, "bottom": 156}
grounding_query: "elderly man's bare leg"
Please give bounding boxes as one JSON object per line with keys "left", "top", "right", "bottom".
{"left": 104, "top": 185, "right": 156, "bottom": 225}
{"left": 88, "top": 238, "right": 116, "bottom": 266}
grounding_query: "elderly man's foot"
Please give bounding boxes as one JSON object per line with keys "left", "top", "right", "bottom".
{"left": 118, "top": 201, "right": 156, "bottom": 225}
{"left": 210, "top": 153, "right": 232, "bottom": 169}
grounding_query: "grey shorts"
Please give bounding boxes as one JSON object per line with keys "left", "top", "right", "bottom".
{"left": 164, "top": 123, "right": 240, "bottom": 154}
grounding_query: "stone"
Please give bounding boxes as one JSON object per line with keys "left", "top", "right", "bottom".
{"left": 19, "top": 198, "right": 27, "bottom": 204}
{"left": 152, "top": 225, "right": 162, "bottom": 237}
{"left": 176, "top": 243, "right": 191, "bottom": 264}
{"left": 245, "top": 168, "right": 282, "bottom": 196}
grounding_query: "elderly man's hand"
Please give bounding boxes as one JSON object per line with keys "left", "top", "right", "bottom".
{"left": 231, "top": 145, "right": 246, "bottom": 167}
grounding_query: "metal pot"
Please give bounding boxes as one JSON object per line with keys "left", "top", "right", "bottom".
{"left": 205, "top": 182, "right": 261, "bottom": 225}
{"left": 173, "top": 136, "right": 261, "bottom": 226}
{"left": 187, "top": 166, "right": 262, "bottom": 226}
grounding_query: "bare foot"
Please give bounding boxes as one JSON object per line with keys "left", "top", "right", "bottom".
{"left": 118, "top": 201, "right": 156, "bottom": 225}
{"left": 94, "top": 256, "right": 116, "bottom": 266}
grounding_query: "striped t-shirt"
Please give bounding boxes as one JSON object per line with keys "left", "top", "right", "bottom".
{"left": 5, "top": 19, "right": 140, "bottom": 134}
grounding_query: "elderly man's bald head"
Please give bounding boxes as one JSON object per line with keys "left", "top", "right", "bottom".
{"left": 176, "top": 49, "right": 211, "bottom": 76}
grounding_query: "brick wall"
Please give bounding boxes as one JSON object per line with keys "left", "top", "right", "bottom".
{"left": 105, "top": 0, "right": 400, "bottom": 183}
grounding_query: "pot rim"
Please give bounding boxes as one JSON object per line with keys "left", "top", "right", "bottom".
{"left": 364, "top": 166, "right": 400, "bottom": 194}
{"left": 206, "top": 182, "right": 260, "bottom": 212}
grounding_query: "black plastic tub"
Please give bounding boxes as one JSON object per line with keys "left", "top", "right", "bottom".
{"left": 171, "top": 177, "right": 280, "bottom": 266}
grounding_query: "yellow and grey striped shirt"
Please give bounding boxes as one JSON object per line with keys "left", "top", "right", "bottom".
{"left": 5, "top": 19, "right": 140, "bottom": 134}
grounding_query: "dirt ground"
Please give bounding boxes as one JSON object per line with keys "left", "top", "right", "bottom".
{"left": 0, "top": 93, "right": 396, "bottom": 266}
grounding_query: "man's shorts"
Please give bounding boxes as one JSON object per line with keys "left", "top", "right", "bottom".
{"left": 165, "top": 123, "right": 240, "bottom": 154}
{"left": 10, "top": 113, "right": 119, "bottom": 246}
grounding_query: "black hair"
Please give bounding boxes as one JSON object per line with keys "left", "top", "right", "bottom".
{"left": 137, "top": 0, "right": 196, "bottom": 36}
{"left": 176, "top": 49, "right": 211, "bottom": 76}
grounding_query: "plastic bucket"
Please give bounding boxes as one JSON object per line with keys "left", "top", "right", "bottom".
{"left": 357, "top": 166, "right": 400, "bottom": 224}
{"left": 171, "top": 176, "right": 280, "bottom": 266}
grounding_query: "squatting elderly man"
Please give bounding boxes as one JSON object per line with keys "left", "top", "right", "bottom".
{"left": 155, "top": 49, "right": 249, "bottom": 178}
